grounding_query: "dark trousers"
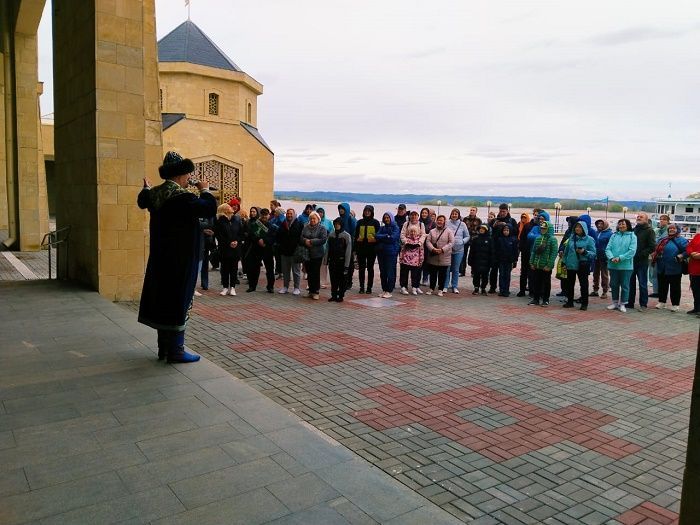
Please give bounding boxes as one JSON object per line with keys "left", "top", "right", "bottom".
{"left": 532, "top": 269, "right": 553, "bottom": 302}
{"left": 428, "top": 264, "right": 448, "bottom": 291}
{"left": 691, "top": 275, "right": 700, "bottom": 311}
{"left": 346, "top": 249, "right": 355, "bottom": 288}
{"left": 460, "top": 244, "right": 469, "bottom": 275}
{"left": 329, "top": 261, "right": 347, "bottom": 299}
{"left": 273, "top": 246, "right": 282, "bottom": 275}
{"left": 248, "top": 251, "right": 275, "bottom": 291}
{"left": 306, "top": 257, "right": 323, "bottom": 294}
{"left": 658, "top": 273, "right": 682, "bottom": 305}
{"left": 157, "top": 329, "right": 185, "bottom": 357}
{"left": 378, "top": 254, "right": 398, "bottom": 292}
{"left": 628, "top": 261, "right": 649, "bottom": 307}
{"left": 489, "top": 263, "right": 498, "bottom": 290}
{"left": 356, "top": 248, "right": 377, "bottom": 290}
{"left": 200, "top": 250, "right": 209, "bottom": 289}
{"left": 564, "top": 267, "right": 590, "bottom": 306}
{"left": 472, "top": 268, "right": 489, "bottom": 290}
{"left": 220, "top": 255, "right": 239, "bottom": 288}
{"left": 498, "top": 262, "right": 513, "bottom": 294}
{"left": 400, "top": 264, "right": 421, "bottom": 288}
{"left": 519, "top": 251, "right": 530, "bottom": 292}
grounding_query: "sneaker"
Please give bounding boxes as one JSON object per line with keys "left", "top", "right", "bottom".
{"left": 421, "top": 279, "right": 429, "bottom": 286}
{"left": 385, "top": 293, "right": 393, "bottom": 299}
{"left": 246, "top": 288, "right": 255, "bottom": 293}
{"left": 488, "top": 288, "right": 496, "bottom": 294}
{"left": 528, "top": 299, "right": 539, "bottom": 306}
{"left": 481, "top": 290, "right": 488, "bottom": 296}
{"left": 589, "top": 291, "right": 599, "bottom": 297}
{"left": 292, "top": 288, "right": 301, "bottom": 296}
{"left": 516, "top": 291, "right": 526, "bottom": 297}
{"left": 194, "top": 290, "right": 202, "bottom": 297}
{"left": 541, "top": 301, "right": 549, "bottom": 307}
{"left": 600, "top": 293, "right": 608, "bottom": 299}
{"left": 278, "top": 287, "right": 288, "bottom": 294}
{"left": 442, "top": 288, "right": 448, "bottom": 294}
{"left": 670, "top": 305, "right": 679, "bottom": 312}
{"left": 416, "top": 288, "right": 423, "bottom": 295}
{"left": 366, "top": 288, "right": 373, "bottom": 295}
{"left": 312, "top": 294, "right": 320, "bottom": 300}
{"left": 453, "top": 288, "right": 460, "bottom": 294}
{"left": 472, "top": 289, "right": 479, "bottom": 295}
{"left": 437, "top": 290, "right": 444, "bottom": 297}
{"left": 619, "top": 304, "right": 627, "bottom": 313}
{"left": 359, "top": 287, "right": 365, "bottom": 294}
{"left": 687, "top": 309, "right": 699, "bottom": 315}
{"left": 606, "top": 303, "right": 618, "bottom": 310}
{"left": 400, "top": 287, "right": 409, "bottom": 295}
{"left": 229, "top": 288, "right": 237, "bottom": 296}
{"left": 425, "top": 290, "right": 433, "bottom": 296}
{"left": 167, "top": 350, "right": 201, "bottom": 364}
{"left": 412, "top": 289, "right": 418, "bottom": 296}
{"left": 562, "top": 303, "right": 574, "bottom": 308}
{"left": 579, "top": 305, "right": 588, "bottom": 311}
{"left": 328, "top": 297, "right": 337, "bottom": 302}
{"left": 220, "top": 288, "right": 229, "bottom": 296}
{"left": 655, "top": 303, "right": 666, "bottom": 309}
{"left": 636, "top": 305, "right": 647, "bottom": 312}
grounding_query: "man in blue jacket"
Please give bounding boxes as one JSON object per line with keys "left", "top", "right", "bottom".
{"left": 592, "top": 219, "right": 613, "bottom": 298}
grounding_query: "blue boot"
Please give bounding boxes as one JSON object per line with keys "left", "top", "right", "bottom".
{"left": 167, "top": 350, "right": 200, "bottom": 363}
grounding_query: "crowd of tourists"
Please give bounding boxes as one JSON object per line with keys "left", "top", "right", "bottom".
{"left": 199, "top": 199, "right": 700, "bottom": 315}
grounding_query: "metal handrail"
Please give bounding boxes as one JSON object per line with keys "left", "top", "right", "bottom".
{"left": 40, "top": 226, "right": 71, "bottom": 280}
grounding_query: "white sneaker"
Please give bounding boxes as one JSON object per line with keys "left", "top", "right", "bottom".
{"left": 220, "top": 288, "right": 229, "bottom": 296}
{"left": 453, "top": 288, "right": 460, "bottom": 294}
{"left": 194, "top": 290, "right": 202, "bottom": 297}
{"left": 606, "top": 303, "right": 618, "bottom": 310}
{"left": 655, "top": 303, "right": 666, "bottom": 310}
{"left": 292, "top": 288, "right": 301, "bottom": 296}
{"left": 619, "top": 304, "right": 627, "bottom": 313}
{"left": 425, "top": 290, "right": 433, "bottom": 296}
{"left": 229, "top": 287, "right": 237, "bottom": 296}
{"left": 278, "top": 287, "right": 288, "bottom": 294}
{"left": 385, "top": 293, "right": 393, "bottom": 299}
{"left": 442, "top": 288, "right": 448, "bottom": 294}
{"left": 437, "top": 290, "right": 444, "bottom": 297}
{"left": 400, "top": 287, "right": 409, "bottom": 295}
{"left": 412, "top": 288, "right": 418, "bottom": 296}
{"left": 415, "top": 288, "right": 423, "bottom": 295}
{"left": 670, "top": 305, "right": 679, "bottom": 312}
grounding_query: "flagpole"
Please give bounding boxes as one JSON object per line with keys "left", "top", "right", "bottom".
{"left": 186, "top": 0, "right": 191, "bottom": 20}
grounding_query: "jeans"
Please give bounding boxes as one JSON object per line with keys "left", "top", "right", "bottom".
{"left": 564, "top": 266, "right": 590, "bottom": 306}
{"left": 428, "top": 264, "right": 448, "bottom": 291}
{"left": 281, "top": 255, "right": 301, "bottom": 289}
{"left": 609, "top": 269, "right": 633, "bottom": 304}
{"left": 658, "top": 273, "right": 682, "bottom": 305}
{"left": 356, "top": 248, "right": 377, "bottom": 290}
{"left": 691, "top": 275, "right": 700, "bottom": 311}
{"left": 400, "top": 264, "right": 422, "bottom": 289}
{"left": 628, "top": 261, "right": 649, "bottom": 307}
{"left": 306, "top": 257, "right": 323, "bottom": 294}
{"left": 498, "top": 262, "right": 513, "bottom": 294}
{"left": 448, "top": 250, "right": 465, "bottom": 289}
{"left": 592, "top": 258, "right": 609, "bottom": 293}
{"left": 378, "top": 254, "right": 398, "bottom": 293}
{"left": 532, "top": 269, "right": 552, "bottom": 302}
{"left": 649, "top": 263, "right": 659, "bottom": 294}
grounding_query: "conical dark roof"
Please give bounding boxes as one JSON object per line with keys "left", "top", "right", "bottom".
{"left": 158, "top": 20, "right": 242, "bottom": 72}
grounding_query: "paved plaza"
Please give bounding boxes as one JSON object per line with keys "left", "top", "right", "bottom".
{"left": 0, "top": 269, "right": 697, "bottom": 524}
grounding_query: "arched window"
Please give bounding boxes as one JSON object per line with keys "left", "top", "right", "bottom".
{"left": 246, "top": 102, "right": 252, "bottom": 123}
{"left": 208, "top": 93, "right": 219, "bottom": 115}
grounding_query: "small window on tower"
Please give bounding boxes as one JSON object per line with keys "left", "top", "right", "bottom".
{"left": 208, "top": 93, "right": 219, "bottom": 115}
{"left": 159, "top": 89, "right": 163, "bottom": 110}
{"left": 247, "top": 102, "right": 252, "bottom": 123}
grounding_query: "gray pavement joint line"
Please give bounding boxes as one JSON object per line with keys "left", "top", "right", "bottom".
{"left": 1, "top": 252, "right": 38, "bottom": 280}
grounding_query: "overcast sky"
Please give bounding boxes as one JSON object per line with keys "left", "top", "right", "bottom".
{"left": 38, "top": 1, "right": 700, "bottom": 200}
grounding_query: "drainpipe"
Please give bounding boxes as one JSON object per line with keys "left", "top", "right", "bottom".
{"left": 1, "top": 1, "right": 19, "bottom": 250}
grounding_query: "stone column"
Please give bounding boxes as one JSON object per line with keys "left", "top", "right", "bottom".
{"left": 53, "top": 0, "right": 161, "bottom": 300}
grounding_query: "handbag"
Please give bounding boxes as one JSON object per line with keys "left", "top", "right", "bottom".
{"left": 671, "top": 238, "right": 689, "bottom": 275}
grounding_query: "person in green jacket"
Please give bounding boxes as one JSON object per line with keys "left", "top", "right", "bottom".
{"left": 528, "top": 221, "right": 559, "bottom": 306}
{"left": 604, "top": 218, "right": 637, "bottom": 313}
{"left": 562, "top": 220, "right": 596, "bottom": 310}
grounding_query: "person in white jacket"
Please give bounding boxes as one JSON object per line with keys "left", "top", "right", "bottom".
{"left": 445, "top": 208, "right": 470, "bottom": 293}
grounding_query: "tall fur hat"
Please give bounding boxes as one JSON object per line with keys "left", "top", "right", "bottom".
{"left": 159, "top": 151, "right": 194, "bottom": 180}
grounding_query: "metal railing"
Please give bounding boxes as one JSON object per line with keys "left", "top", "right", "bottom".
{"left": 40, "top": 226, "right": 70, "bottom": 280}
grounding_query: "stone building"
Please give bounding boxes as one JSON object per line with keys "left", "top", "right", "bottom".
{"left": 157, "top": 20, "right": 273, "bottom": 207}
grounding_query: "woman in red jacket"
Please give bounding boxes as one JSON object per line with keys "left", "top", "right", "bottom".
{"left": 687, "top": 233, "right": 700, "bottom": 316}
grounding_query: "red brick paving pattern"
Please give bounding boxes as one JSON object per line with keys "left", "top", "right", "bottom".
{"left": 529, "top": 352, "right": 694, "bottom": 400}
{"left": 389, "top": 314, "right": 545, "bottom": 342}
{"left": 616, "top": 502, "right": 679, "bottom": 524}
{"left": 632, "top": 331, "right": 699, "bottom": 353}
{"left": 355, "top": 384, "right": 641, "bottom": 461}
{"left": 193, "top": 303, "right": 303, "bottom": 324}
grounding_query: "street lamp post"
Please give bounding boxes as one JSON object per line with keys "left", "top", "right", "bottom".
{"left": 486, "top": 200, "right": 492, "bottom": 216}
{"left": 586, "top": 207, "right": 592, "bottom": 216}
{"left": 554, "top": 202, "right": 562, "bottom": 233}
{"left": 508, "top": 203, "right": 512, "bottom": 213}
{"left": 623, "top": 206, "right": 628, "bottom": 219}
{"left": 437, "top": 200, "right": 442, "bottom": 215}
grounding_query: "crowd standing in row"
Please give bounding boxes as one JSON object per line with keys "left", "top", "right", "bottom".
{"left": 199, "top": 199, "right": 700, "bottom": 316}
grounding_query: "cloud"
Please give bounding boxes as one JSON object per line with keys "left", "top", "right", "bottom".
{"left": 466, "top": 146, "right": 571, "bottom": 164}
{"left": 589, "top": 25, "right": 699, "bottom": 46}
{"left": 382, "top": 161, "right": 431, "bottom": 166}
{"left": 398, "top": 46, "right": 447, "bottom": 59}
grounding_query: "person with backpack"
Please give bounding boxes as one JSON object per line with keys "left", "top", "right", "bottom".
{"left": 652, "top": 223, "right": 688, "bottom": 312}
{"left": 592, "top": 219, "right": 613, "bottom": 298}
